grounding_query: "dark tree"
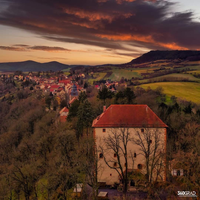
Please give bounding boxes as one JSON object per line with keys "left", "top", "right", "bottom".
{"left": 115, "top": 87, "right": 135, "bottom": 104}
{"left": 77, "top": 99, "right": 94, "bottom": 138}
{"left": 78, "top": 91, "right": 87, "bottom": 103}
{"left": 97, "top": 85, "right": 113, "bottom": 104}
{"left": 67, "top": 99, "right": 80, "bottom": 121}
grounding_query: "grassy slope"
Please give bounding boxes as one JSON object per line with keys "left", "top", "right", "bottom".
{"left": 140, "top": 82, "right": 200, "bottom": 103}
{"left": 108, "top": 69, "right": 142, "bottom": 81}
{"left": 88, "top": 72, "right": 107, "bottom": 84}
{"left": 139, "top": 73, "right": 200, "bottom": 83}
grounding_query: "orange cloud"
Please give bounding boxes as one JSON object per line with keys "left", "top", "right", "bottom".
{"left": 158, "top": 42, "right": 188, "bottom": 50}
{"left": 64, "top": 8, "right": 113, "bottom": 22}
{"left": 96, "top": 33, "right": 188, "bottom": 50}
{"left": 96, "top": 33, "right": 154, "bottom": 43}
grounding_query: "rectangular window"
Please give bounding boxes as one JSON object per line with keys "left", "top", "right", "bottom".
{"left": 141, "top": 129, "right": 144, "bottom": 133}
{"left": 114, "top": 153, "right": 117, "bottom": 157}
{"left": 114, "top": 162, "right": 117, "bottom": 167}
{"left": 99, "top": 153, "right": 103, "bottom": 158}
{"left": 103, "top": 128, "right": 106, "bottom": 132}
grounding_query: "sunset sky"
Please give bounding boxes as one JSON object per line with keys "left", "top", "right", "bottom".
{"left": 1, "top": 0, "right": 200, "bottom": 65}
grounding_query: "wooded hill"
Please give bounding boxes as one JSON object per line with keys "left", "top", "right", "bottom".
{"left": 128, "top": 50, "right": 200, "bottom": 65}
{"left": 0, "top": 61, "right": 69, "bottom": 72}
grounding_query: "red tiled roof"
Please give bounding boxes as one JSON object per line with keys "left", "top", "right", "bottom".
{"left": 59, "top": 107, "right": 69, "bottom": 114}
{"left": 50, "top": 85, "right": 60, "bottom": 88}
{"left": 92, "top": 105, "right": 167, "bottom": 128}
{"left": 59, "top": 80, "right": 71, "bottom": 84}
{"left": 50, "top": 88, "right": 55, "bottom": 92}
{"left": 69, "top": 97, "right": 78, "bottom": 104}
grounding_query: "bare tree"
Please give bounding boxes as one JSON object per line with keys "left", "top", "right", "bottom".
{"left": 132, "top": 128, "right": 165, "bottom": 183}
{"left": 99, "top": 127, "right": 133, "bottom": 196}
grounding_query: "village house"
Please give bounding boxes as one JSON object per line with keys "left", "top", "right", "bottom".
{"left": 92, "top": 105, "right": 167, "bottom": 186}
{"left": 169, "top": 159, "right": 186, "bottom": 177}
{"left": 59, "top": 107, "right": 69, "bottom": 122}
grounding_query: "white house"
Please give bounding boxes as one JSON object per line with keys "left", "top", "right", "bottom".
{"left": 92, "top": 105, "right": 167, "bottom": 186}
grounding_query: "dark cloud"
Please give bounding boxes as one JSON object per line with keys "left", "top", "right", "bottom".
{"left": 28, "top": 46, "right": 70, "bottom": 51}
{"left": 0, "top": 46, "right": 27, "bottom": 51}
{"left": 0, "top": 0, "right": 200, "bottom": 52}
{"left": 13, "top": 44, "right": 29, "bottom": 47}
{"left": 0, "top": 45, "right": 70, "bottom": 52}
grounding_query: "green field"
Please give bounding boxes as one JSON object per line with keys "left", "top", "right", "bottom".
{"left": 88, "top": 72, "right": 107, "bottom": 84}
{"left": 108, "top": 69, "right": 142, "bottom": 81}
{"left": 63, "top": 71, "right": 70, "bottom": 75}
{"left": 140, "top": 82, "right": 200, "bottom": 103}
{"left": 62, "top": 68, "right": 71, "bottom": 72}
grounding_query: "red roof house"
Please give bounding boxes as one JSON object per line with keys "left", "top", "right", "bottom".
{"left": 59, "top": 107, "right": 69, "bottom": 122}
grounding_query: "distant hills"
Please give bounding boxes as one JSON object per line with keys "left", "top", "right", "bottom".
{"left": 1, "top": 51, "right": 200, "bottom": 72}
{"left": 0, "top": 60, "right": 69, "bottom": 72}
{"left": 128, "top": 50, "right": 200, "bottom": 65}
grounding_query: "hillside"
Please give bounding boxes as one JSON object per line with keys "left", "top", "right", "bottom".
{"left": 0, "top": 60, "right": 69, "bottom": 72}
{"left": 128, "top": 50, "right": 200, "bottom": 65}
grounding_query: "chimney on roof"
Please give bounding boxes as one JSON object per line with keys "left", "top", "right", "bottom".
{"left": 103, "top": 106, "right": 106, "bottom": 112}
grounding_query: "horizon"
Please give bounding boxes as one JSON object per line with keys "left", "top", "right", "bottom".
{"left": 1, "top": 49, "right": 200, "bottom": 66}
{"left": 1, "top": 0, "right": 200, "bottom": 64}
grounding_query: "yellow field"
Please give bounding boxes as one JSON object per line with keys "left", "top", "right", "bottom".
{"left": 187, "top": 70, "right": 200, "bottom": 74}
{"left": 140, "top": 82, "right": 200, "bottom": 103}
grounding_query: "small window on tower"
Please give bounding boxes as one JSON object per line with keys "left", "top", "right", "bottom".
{"left": 134, "top": 153, "right": 137, "bottom": 158}
{"left": 141, "top": 129, "right": 144, "bottom": 133}
{"left": 114, "top": 153, "right": 117, "bottom": 158}
{"left": 99, "top": 153, "right": 103, "bottom": 158}
{"left": 103, "top": 128, "right": 106, "bottom": 132}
